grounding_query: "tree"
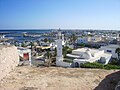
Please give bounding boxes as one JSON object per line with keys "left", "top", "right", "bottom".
{"left": 29, "top": 42, "right": 36, "bottom": 56}
{"left": 53, "top": 48, "right": 57, "bottom": 57}
{"left": 62, "top": 46, "right": 72, "bottom": 58}
{"left": 62, "top": 47, "right": 67, "bottom": 58}
{"left": 115, "top": 48, "right": 120, "bottom": 65}
{"left": 21, "top": 43, "right": 26, "bottom": 47}
{"left": 44, "top": 51, "right": 52, "bottom": 66}
{"left": 30, "top": 42, "right": 34, "bottom": 49}
{"left": 71, "top": 34, "right": 77, "bottom": 48}
{"left": 44, "top": 38, "right": 48, "bottom": 43}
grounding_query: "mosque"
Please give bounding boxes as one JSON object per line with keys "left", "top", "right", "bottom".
{"left": 56, "top": 31, "right": 112, "bottom": 68}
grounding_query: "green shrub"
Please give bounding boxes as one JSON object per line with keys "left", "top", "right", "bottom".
{"left": 92, "top": 46, "right": 100, "bottom": 49}
{"left": 77, "top": 43, "right": 85, "bottom": 47}
{"left": 104, "top": 64, "right": 120, "bottom": 70}
{"left": 80, "top": 62, "right": 120, "bottom": 70}
{"left": 85, "top": 44, "right": 92, "bottom": 48}
{"left": 67, "top": 48, "right": 72, "bottom": 54}
{"left": 62, "top": 46, "right": 73, "bottom": 57}
{"left": 109, "top": 58, "right": 119, "bottom": 65}
{"left": 80, "top": 62, "right": 104, "bottom": 69}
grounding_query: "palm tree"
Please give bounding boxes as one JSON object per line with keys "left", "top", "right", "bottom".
{"left": 30, "top": 42, "right": 34, "bottom": 49}
{"left": 44, "top": 51, "right": 52, "bottom": 66}
{"left": 115, "top": 48, "right": 120, "bottom": 65}
{"left": 30, "top": 42, "right": 37, "bottom": 56}
{"left": 71, "top": 34, "right": 77, "bottom": 48}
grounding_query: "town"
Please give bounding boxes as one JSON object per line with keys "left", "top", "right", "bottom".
{"left": 0, "top": 0, "right": 120, "bottom": 89}
{"left": 0, "top": 29, "right": 120, "bottom": 90}
{"left": 0, "top": 29, "right": 120, "bottom": 68}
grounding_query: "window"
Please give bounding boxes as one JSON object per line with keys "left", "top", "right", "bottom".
{"left": 107, "top": 50, "right": 112, "bottom": 53}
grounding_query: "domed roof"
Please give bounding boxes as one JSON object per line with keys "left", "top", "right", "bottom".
{"left": 86, "top": 48, "right": 91, "bottom": 52}
{"left": 84, "top": 49, "right": 92, "bottom": 59}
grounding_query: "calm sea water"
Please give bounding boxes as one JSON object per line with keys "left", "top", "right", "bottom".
{"left": 0, "top": 30, "right": 52, "bottom": 42}
{"left": 0, "top": 29, "right": 51, "bottom": 34}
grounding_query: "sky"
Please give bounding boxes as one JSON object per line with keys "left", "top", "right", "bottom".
{"left": 0, "top": 0, "right": 120, "bottom": 30}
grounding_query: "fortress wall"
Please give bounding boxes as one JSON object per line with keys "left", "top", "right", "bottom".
{"left": 0, "top": 46, "right": 19, "bottom": 80}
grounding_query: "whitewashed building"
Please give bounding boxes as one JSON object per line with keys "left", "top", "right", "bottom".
{"left": 0, "top": 35, "right": 5, "bottom": 39}
{"left": 67, "top": 48, "right": 112, "bottom": 67}
{"left": 77, "top": 36, "right": 102, "bottom": 44}
{"left": 17, "top": 47, "right": 32, "bottom": 65}
{"left": 91, "top": 36, "right": 102, "bottom": 42}
{"left": 100, "top": 44, "right": 120, "bottom": 59}
{"left": 77, "top": 37, "right": 91, "bottom": 44}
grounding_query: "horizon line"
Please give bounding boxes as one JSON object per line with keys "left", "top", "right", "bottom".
{"left": 0, "top": 28, "right": 120, "bottom": 31}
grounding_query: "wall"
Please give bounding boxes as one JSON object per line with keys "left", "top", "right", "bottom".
{"left": 100, "top": 46, "right": 118, "bottom": 58}
{"left": 77, "top": 37, "right": 88, "bottom": 44}
{"left": 56, "top": 61, "right": 71, "bottom": 68}
{"left": 0, "top": 46, "right": 19, "bottom": 80}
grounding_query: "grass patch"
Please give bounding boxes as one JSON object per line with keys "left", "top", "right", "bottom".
{"left": 104, "top": 64, "right": 120, "bottom": 70}
{"left": 80, "top": 62, "right": 120, "bottom": 70}
{"left": 80, "top": 62, "right": 104, "bottom": 69}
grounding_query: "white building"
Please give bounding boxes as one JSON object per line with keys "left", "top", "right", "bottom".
{"left": 100, "top": 44, "right": 120, "bottom": 59}
{"left": 84, "top": 31, "right": 91, "bottom": 35}
{"left": 17, "top": 47, "right": 32, "bottom": 65}
{"left": 91, "top": 36, "right": 102, "bottom": 42}
{"left": 0, "top": 35, "right": 5, "bottom": 39}
{"left": 77, "top": 37, "right": 91, "bottom": 44}
{"left": 77, "top": 36, "right": 102, "bottom": 44}
{"left": 67, "top": 48, "right": 112, "bottom": 67}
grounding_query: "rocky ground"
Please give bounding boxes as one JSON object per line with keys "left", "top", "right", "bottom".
{"left": 0, "top": 66, "right": 120, "bottom": 90}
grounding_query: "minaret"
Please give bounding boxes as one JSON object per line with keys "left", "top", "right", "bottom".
{"left": 117, "top": 33, "right": 120, "bottom": 45}
{"left": 62, "top": 34, "right": 65, "bottom": 45}
{"left": 56, "top": 30, "right": 63, "bottom": 63}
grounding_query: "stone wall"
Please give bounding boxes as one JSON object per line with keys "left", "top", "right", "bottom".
{"left": 0, "top": 45, "right": 19, "bottom": 80}
{"left": 115, "top": 81, "right": 120, "bottom": 90}
{"left": 56, "top": 61, "right": 72, "bottom": 68}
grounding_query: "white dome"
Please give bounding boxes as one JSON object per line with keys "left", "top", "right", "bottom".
{"left": 84, "top": 50, "right": 92, "bottom": 59}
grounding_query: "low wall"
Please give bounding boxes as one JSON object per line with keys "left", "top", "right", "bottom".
{"left": 56, "top": 61, "right": 71, "bottom": 68}
{"left": 0, "top": 45, "right": 19, "bottom": 80}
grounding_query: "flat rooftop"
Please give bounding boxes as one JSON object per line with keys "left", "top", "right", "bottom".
{"left": 101, "top": 44, "right": 120, "bottom": 49}
{"left": 17, "top": 47, "right": 30, "bottom": 51}
{"left": 73, "top": 48, "right": 103, "bottom": 54}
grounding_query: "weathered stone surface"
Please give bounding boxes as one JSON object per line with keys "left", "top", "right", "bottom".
{"left": 115, "top": 81, "right": 120, "bottom": 90}
{"left": 0, "top": 66, "right": 119, "bottom": 90}
{"left": 0, "top": 45, "right": 19, "bottom": 80}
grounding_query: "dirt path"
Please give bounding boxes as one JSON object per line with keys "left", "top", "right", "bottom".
{"left": 0, "top": 66, "right": 119, "bottom": 90}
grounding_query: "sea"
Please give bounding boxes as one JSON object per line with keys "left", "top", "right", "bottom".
{"left": 0, "top": 30, "right": 52, "bottom": 42}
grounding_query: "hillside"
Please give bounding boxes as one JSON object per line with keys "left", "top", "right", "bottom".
{"left": 0, "top": 66, "right": 120, "bottom": 90}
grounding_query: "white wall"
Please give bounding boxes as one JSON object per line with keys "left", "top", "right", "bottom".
{"left": 56, "top": 61, "right": 71, "bottom": 68}
{"left": 91, "top": 36, "right": 102, "bottom": 42}
{"left": 100, "top": 46, "right": 118, "bottom": 58}
{"left": 56, "top": 39, "right": 62, "bottom": 57}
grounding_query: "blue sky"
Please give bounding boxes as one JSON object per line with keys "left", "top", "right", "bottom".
{"left": 0, "top": 0, "right": 120, "bottom": 30}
